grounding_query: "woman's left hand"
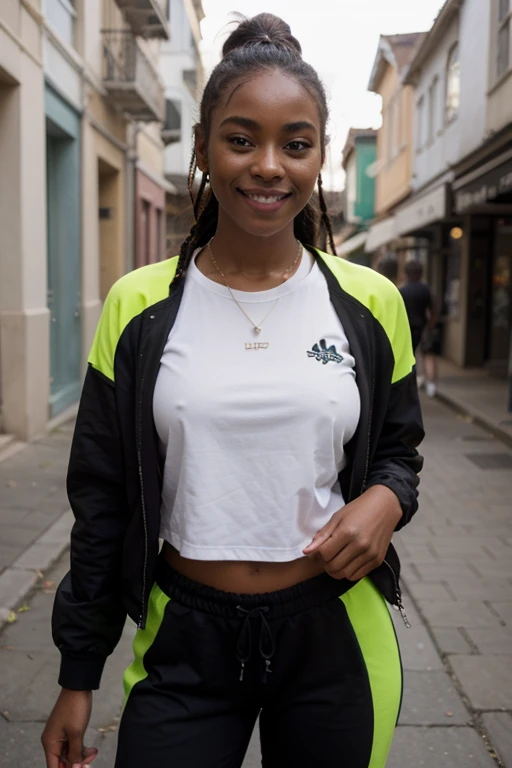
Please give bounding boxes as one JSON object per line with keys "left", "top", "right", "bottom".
{"left": 303, "top": 485, "right": 403, "bottom": 581}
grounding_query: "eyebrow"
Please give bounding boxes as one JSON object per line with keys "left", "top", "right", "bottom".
{"left": 219, "top": 116, "right": 318, "bottom": 133}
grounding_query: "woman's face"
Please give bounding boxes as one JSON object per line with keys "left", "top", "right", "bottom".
{"left": 196, "top": 69, "right": 324, "bottom": 239}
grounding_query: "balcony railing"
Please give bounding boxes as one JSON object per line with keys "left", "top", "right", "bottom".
{"left": 102, "top": 29, "right": 165, "bottom": 123}
{"left": 114, "top": 0, "right": 170, "bottom": 39}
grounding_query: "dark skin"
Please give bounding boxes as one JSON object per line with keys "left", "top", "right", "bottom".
{"left": 41, "top": 69, "right": 402, "bottom": 768}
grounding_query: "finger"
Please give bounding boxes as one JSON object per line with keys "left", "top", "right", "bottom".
{"left": 83, "top": 747, "right": 99, "bottom": 765}
{"left": 323, "top": 543, "right": 361, "bottom": 577}
{"left": 42, "top": 737, "right": 67, "bottom": 768}
{"left": 327, "top": 551, "right": 376, "bottom": 581}
{"left": 303, "top": 515, "right": 339, "bottom": 553}
{"left": 347, "top": 558, "right": 381, "bottom": 582}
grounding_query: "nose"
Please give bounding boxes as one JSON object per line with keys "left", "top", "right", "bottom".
{"left": 250, "top": 145, "right": 284, "bottom": 181}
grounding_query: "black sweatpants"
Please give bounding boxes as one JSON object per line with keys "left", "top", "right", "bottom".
{"left": 116, "top": 559, "right": 402, "bottom": 767}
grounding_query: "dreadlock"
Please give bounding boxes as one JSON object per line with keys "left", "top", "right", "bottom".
{"left": 176, "top": 13, "right": 336, "bottom": 278}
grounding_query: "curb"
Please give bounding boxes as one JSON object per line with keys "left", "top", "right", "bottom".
{"left": 435, "top": 388, "right": 512, "bottom": 451}
{"left": 0, "top": 509, "right": 73, "bottom": 632}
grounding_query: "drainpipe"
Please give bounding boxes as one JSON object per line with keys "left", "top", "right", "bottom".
{"left": 125, "top": 122, "right": 142, "bottom": 274}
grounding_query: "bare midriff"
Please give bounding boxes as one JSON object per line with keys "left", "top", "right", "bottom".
{"left": 162, "top": 541, "right": 327, "bottom": 594}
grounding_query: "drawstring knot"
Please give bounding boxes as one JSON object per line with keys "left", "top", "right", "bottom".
{"left": 236, "top": 605, "right": 275, "bottom": 683}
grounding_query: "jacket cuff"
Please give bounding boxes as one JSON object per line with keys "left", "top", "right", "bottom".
{"left": 58, "top": 653, "right": 107, "bottom": 691}
{"left": 366, "top": 475, "right": 415, "bottom": 530}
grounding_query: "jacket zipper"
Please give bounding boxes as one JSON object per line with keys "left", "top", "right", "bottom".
{"left": 383, "top": 559, "right": 411, "bottom": 628}
{"left": 355, "top": 310, "right": 410, "bottom": 627}
{"left": 137, "top": 377, "right": 149, "bottom": 629}
{"left": 360, "top": 312, "right": 375, "bottom": 494}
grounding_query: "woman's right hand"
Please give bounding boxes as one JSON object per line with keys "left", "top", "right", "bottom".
{"left": 41, "top": 689, "right": 98, "bottom": 768}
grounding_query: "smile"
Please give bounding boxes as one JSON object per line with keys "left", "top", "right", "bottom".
{"left": 238, "top": 189, "right": 292, "bottom": 211}
{"left": 243, "top": 193, "right": 288, "bottom": 204}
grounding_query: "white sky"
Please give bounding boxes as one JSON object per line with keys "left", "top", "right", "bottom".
{"left": 199, "top": 0, "right": 445, "bottom": 190}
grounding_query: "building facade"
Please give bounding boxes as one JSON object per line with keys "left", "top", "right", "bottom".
{"left": 450, "top": 0, "right": 512, "bottom": 375}
{"left": 365, "top": 33, "right": 426, "bottom": 269}
{"left": 337, "top": 129, "right": 377, "bottom": 264}
{"left": 397, "top": 0, "right": 491, "bottom": 368}
{"left": 0, "top": 0, "right": 168, "bottom": 441}
{"left": 159, "top": 0, "right": 204, "bottom": 257}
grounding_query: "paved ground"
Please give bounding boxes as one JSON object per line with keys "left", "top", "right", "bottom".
{"left": 0, "top": 394, "right": 511, "bottom": 766}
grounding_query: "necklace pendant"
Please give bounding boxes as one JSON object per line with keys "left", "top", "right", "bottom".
{"left": 254, "top": 326, "right": 262, "bottom": 334}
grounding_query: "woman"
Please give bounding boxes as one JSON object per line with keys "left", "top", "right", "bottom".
{"left": 42, "top": 14, "right": 424, "bottom": 768}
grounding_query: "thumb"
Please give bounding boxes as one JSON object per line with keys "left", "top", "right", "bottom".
{"left": 303, "top": 514, "right": 338, "bottom": 553}
{"left": 67, "top": 731, "right": 85, "bottom": 768}
{"left": 83, "top": 747, "right": 98, "bottom": 765}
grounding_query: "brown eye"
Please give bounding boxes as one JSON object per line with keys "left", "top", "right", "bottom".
{"left": 229, "top": 136, "right": 252, "bottom": 147}
{"left": 286, "top": 140, "right": 311, "bottom": 152}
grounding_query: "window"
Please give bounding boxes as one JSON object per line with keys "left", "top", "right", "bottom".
{"left": 416, "top": 96, "right": 425, "bottom": 152}
{"left": 43, "top": 0, "right": 77, "bottom": 47}
{"left": 428, "top": 77, "right": 439, "bottom": 143}
{"left": 446, "top": 44, "right": 460, "bottom": 123}
{"left": 498, "top": 0, "right": 511, "bottom": 77}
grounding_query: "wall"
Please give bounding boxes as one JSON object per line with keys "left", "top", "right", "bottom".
{"left": 344, "top": 151, "right": 357, "bottom": 223}
{"left": 135, "top": 169, "right": 165, "bottom": 267}
{"left": 375, "top": 64, "right": 414, "bottom": 215}
{"left": 354, "top": 138, "right": 376, "bottom": 222}
{"left": 412, "top": 1, "right": 489, "bottom": 191}
{"left": 487, "top": 0, "right": 512, "bottom": 134}
{"left": 160, "top": 0, "right": 201, "bottom": 177}
{"left": 0, "top": 0, "right": 49, "bottom": 439}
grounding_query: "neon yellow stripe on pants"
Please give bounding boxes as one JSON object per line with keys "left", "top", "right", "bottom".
{"left": 122, "top": 583, "right": 171, "bottom": 712}
{"left": 340, "top": 578, "right": 402, "bottom": 768}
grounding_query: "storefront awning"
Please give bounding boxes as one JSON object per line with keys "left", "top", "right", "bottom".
{"left": 337, "top": 231, "right": 368, "bottom": 256}
{"left": 454, "top": 154, "right": 512, "bottom": 213}
{"left": 395, "top": 184, "right": 449, "bottom": 235}
{"left": 365, "top": 217, "right": 396, "bottom": 252}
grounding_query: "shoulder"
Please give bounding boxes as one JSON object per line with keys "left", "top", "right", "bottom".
{"left": 107, "top": 257, "right": 180, "bottom": 309}
{"left": 314, "top": 250, "right": 404, "bottom": 317}
{"left": 315, "top": 250, "right": 415, "bottom": 383}
{"left": 88, "top": 257, "right": 179, "bottom": 380}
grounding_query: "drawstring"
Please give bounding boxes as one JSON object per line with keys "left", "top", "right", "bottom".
{"left": 236, "top": 605, "right": 275, "bottom": 683}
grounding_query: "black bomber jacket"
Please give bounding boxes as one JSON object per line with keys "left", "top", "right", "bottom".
{"left": 52, "top": 249, "right": 424, "bottom": 691}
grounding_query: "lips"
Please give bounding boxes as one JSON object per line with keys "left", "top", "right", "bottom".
{"left": 238, "top": 188, "right": 291, "bottom": 205}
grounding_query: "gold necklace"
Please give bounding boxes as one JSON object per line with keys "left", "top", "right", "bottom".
{"left": 207, "top": 238, "right": 302, "bottom": 337}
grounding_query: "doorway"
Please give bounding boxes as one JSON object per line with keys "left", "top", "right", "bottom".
{"left": 45, "top": 88, "right": 81, "bottom": 417}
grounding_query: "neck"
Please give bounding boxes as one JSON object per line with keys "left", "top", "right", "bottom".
{"left": 211, "top": 215, "right": 300, "bottom": 277}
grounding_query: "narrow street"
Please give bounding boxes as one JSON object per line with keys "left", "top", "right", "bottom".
{"left": 0, "top": 394, "right": 511, "bottom": 766}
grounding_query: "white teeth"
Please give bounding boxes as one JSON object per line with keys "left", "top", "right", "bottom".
{"left": 245, "top": 193, "right": 284, "bottom": 204}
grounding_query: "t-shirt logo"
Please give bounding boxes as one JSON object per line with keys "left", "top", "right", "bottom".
{"left": 307, "top": 339, "right": 344, "bottom": 365}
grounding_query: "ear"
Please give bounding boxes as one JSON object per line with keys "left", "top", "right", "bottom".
{"left": 194, "top": 125, "right": 209, "bottom": 174}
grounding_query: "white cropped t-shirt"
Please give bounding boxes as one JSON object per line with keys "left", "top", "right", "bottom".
{"left": 153, "top": 249, "right": 361, "bottom": 561}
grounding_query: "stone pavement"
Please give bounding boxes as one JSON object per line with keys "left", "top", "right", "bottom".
{"left": 0, "top": 422, "right": 73, "bottom": 626}
{"left": 0, "top": 394, "right": 511, "bottom": 766}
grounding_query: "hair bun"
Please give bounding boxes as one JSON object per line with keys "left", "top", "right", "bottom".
{"left": 222, "top": 13, "right": 302, "bottom": 59}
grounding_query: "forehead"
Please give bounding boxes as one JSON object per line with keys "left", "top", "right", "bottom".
{"left": 213, "top": 69, "right": 321, "bottom": 131}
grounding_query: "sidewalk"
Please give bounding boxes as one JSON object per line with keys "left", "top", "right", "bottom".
{"left": 0, "top": 391, "right": 511, "bottom": 766}
{"left": 435, "top": 358, "right": 512, "bottom": 446}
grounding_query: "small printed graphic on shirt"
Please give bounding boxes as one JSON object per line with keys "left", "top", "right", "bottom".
{"left": 307, "top": 339, "right": 344, "bottom": 365}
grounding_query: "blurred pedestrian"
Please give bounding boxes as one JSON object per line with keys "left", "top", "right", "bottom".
{"left": 42, "top": 13, "right": 424, "bottom": 768}
{"left": 399, "top": 260, "right": 438, "bottom": 396}
{"left": 377, "top": 255, "right": 398, "bottom": 285}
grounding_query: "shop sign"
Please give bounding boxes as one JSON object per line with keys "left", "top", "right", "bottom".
{"left": 396, "top": 185, "right": 448, "bottom": 235}
{"left": 365, "top": 217, "right": 397, "bottom": 252}
{"left": 455, "top": 157, "right": 512, "bottom": 213}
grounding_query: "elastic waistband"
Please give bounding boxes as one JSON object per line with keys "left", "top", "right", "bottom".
{"left": 155, "top": 557, "right": 354, "bottom": 619}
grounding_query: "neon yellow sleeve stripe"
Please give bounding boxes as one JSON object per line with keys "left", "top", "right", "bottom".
{"left": 316, "top": 251, "right": 416, "bottom": 384}
{"left": 122, "top": 583, "right": 171, "bottom": 713}
{"left": 340, "top": 578, "right": 402, "bottom": 767}
{"left": 88, "top": 257, "right": 179, "bottom": 381}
